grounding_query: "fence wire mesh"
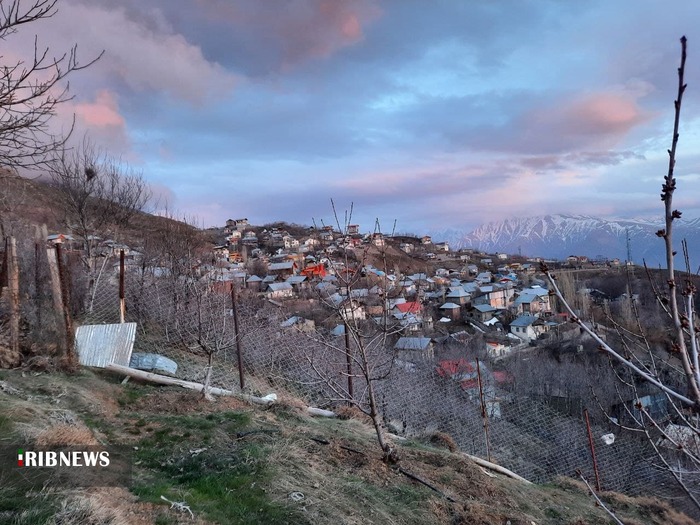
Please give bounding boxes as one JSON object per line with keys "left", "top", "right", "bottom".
{"left": 25, "top": 251, "right": 698, "bottom": 516}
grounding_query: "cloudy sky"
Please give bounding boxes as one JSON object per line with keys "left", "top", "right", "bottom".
{"left": 11, "top": 0, "right": 700, "bottom": 234}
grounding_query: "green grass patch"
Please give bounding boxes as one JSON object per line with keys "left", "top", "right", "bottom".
{"left": 131, "top": 411, "right": 305, "bottom": 524}
{"left": 118, "top": 384, "right": 147, "bottom": 408}
{"left": 342, "top": 474, "right": 430, "bottom": 517}
{"left": 0, "top": 415, "right": 13, "bottom": 435}
{"left": 0, "top": 485, "right": 58, "bottom": 525}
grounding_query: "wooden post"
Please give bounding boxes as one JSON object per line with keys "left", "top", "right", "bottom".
{"left": 231, "top": 283, "right": 245, "bottom": 390}
{"left": 54, "top": 243, "right": 75, "bottom": 364}
{"left": 0, "top": 239, "right": 7, "bottom": 299}
{"left": 584, "top": 408, "right": 602, "bottom": 492}
{"left": 476, "top": 358, "right": 492, "bottom": 462}
{"left": 119, "top": 250, "right": 126, "bottom": 323}
{"left": 46, "top": 246, "right": 65, "bottom": 340}
{"left": 7, "top": 237, "right": 20, "bottom": 359}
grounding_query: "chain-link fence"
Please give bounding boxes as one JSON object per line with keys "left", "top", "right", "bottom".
{"left": 6, "top": 246, "right": 695, "bottom": 516}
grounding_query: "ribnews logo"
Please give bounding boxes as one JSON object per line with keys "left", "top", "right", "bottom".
{"left": 3, "top": 446, "right": 131, "bottom": 488}
{"left": 17, "top": 449, "right": 111, "bottom": 468}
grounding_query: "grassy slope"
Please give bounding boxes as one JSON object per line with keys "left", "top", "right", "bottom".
{"left": 0, "top": 368, "right": 695, "bottom": 525}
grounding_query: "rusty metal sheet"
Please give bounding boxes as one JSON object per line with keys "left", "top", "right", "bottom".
{"left": 76, "top": 323, "right": 137, "bottom": 368}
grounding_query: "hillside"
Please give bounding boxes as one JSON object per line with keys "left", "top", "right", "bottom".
{"left": 0, "top": 368, "right": 694, "bottom": 525}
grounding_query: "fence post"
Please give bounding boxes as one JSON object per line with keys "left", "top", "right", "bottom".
{"left": 476, "top": 358, "right": 492, "bottom": 462}
{"left": 7, "top": 237, "right": 20, "bottom": 360}
{"left": 54, "top": 243, "right": 75, "bottom": 366}
{"left": 584, "top": 408, "right": 602, "bottom": 491}
{"left": 119, "top": 250, "right": 125, "bottom": 323}
{"left": 231, "top": 283, "right": 245, "bottom": 390}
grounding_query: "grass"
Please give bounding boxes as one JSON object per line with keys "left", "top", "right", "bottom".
{"left": 117, "top": 384, "right": 147, "bottom": 407}
{"left": 130, "top": 411, "right": 308, "bottom": 524}
{"left": 1, "top": 369, "right": 696, "bottom": 525}
{"left": 0, "top": 485, "right": 58, "bottom": 525}
{"left": 0, "top": 415, "right": 12, "bottom": 435}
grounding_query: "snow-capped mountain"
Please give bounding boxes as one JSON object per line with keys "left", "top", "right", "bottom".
{"left": 430, "top": 215, "right": 700, "bottom": 266}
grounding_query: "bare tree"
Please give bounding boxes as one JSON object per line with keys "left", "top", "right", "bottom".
{"left": 297, "top": 205, "right": 406, "bottom": 462}
{"left": 49, "top": 139, "right": 151, "bottom": 259}
{"left": 544, "top": 37, "right": 700, "bottom": 510}
{"left": 0, "top": 0, "right": 102, "bottom": 169}
{"left": 47, "top": 139, "right": 150, "bottom": 318}
{"left": 177, "top": 269, "right": 237, "bottom": 400}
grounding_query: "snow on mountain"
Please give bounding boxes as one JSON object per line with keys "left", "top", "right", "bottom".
{"left": 430, "top": 215, "right": 700, "bottom": 266}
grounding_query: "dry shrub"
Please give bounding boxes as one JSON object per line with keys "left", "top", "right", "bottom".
{"left": 275, "top": 394, "right": 307, "bottom": 411}
{"left": 428, "top": 431, "right": 458, "bottom": 452}
{"left": 335, "top": 405, "right": 367, "bottom": 421}
{"left": 35, "top": 423, "right": 98, "bottom": 447}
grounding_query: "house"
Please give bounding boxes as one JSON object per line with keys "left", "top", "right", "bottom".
{"left": 268, "top": 261, "right": 297, "bottom": 278}
{"left": 472, "top": 304, "right": 497, "bottom": 322}
{"left": 246, "top": 275, "right": 263, "bottom": 291}
{"left": 213, "top": 245, "right": 229, "bottom": 260}
{"left": 421, "top": 236, "right": 432, "bottom": 245}
{"left": 465, "top": 264, "right": 479, "bottom": 275}
{"left": 509, "top": 314, "right": 552, "bottom": 343}
{"left": 485, "top": 340, "right": 511, "bottom": 358}
{"left": 286, "top": 275, "right": 308, "bottom": 290}
{"left": 392, "top": 301, "right": 423, "bottom": 316}
{"left": 340, "top": 299, "right": 367, "bottom": 321}
{"left": 301, "top": 263, "right": 327, "bottom": 279}
{"left": 283, "top": 235, "right": 300, "bottom": 249}
{"left": 266, "top": 282, "right": 293, "bottom": 299}
{"left": 475, "top": 271, "right": 492, "bottom": 284}
{"left": 476, "top": 283, "right": 515, "bottom": 309}
{"left": 512, "top": 286, "right": 551, "bottom": 316}
{"left": 445, "top": 286, "right": 470, "bottom": 305}
{"left": 241, "top": 231, "right": 258, "bottom": 246}
{"left": 46, "top": 233, "right": 76, "bottom": 247}
{"left": 400, "top": 243, "right": 414, "bottom": 254}
{"left": 371, "top": 233, "right": 385, "bottom": 247}
{"left": 439, "top": 302, "right": 461, "bottom": 320}
{"left": 227, "top": 230, "right": 242, "bottom": 242}
{"left": 398, "top": 279, "right": 416, "bottom": 295}
{"left": 347, "top": 224, "right": 360, "bottom": 235}
{"left": 434, "top": 241, "right": 449, "bottom": 252}
{"left": 394, "top": 337, "right": 434, "bottom": 362}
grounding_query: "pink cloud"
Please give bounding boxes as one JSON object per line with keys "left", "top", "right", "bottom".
{"left": 196, "top": 0, "right": 380, "bottom": 69}
{"left": 74, "top": 90, "right": 125, "bottom": 128}
{"left": 44, "top": 2, "right": 237, "bottom": 104}
{"left": 525, "top": 91, "right": 651, "bottom": 146}
{"left": 560, "top": 93, "right": 647, "bottom": 135}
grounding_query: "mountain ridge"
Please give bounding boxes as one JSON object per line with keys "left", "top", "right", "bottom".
{"left": 430, "top": 214, "right": 700, "bottom": 266}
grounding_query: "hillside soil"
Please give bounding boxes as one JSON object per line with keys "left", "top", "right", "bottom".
{"left": 0, "top": 368, "right": 695, "bottom": 525}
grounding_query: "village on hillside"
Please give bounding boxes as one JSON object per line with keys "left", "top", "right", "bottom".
{"left": 41, "top": 216, "right": 638, "bottom": 406}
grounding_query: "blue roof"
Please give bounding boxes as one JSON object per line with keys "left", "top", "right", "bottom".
{"left": 510, "top": 315, "right": 537, "bottom": 327}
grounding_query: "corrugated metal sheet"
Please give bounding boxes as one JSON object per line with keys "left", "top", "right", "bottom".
{"left": 76, "top": 323, "right": 137, "bottom": 368}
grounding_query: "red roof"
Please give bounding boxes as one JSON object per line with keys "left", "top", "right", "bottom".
{"left": 436, "top": 358, "right": 476, "bottom": 378}
{"left": 395, "top": 302, "right": 422, "bottom": 314}
{"left": 492, "top": 371, "right": 513, "bottom": 384}
{"left": 301, "top": 263, "right": 327, "bottom": 278}
{"left": 459, "top": 379, "right": 479, "bottom": 391}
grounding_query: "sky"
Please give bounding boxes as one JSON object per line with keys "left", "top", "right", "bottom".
{"left": 10, "top": 0, "right": 700, "bottom": 235}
